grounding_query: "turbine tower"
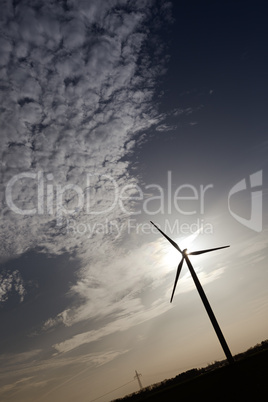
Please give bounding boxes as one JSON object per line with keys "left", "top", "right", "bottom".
{"left": 134, "top": 370, "right": 143, "bottom": 390}
{"left": 151, "top": 221, "right": 234, "bottom": 364}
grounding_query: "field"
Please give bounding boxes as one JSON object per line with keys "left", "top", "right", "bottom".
{"left": 114, "top": 342, "right": 268, "bottom": 401}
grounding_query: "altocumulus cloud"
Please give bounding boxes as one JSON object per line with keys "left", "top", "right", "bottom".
{"left": 0, "top": 0, "right": 174, "bottom": 349}
{"left": 0, "top": 269, "right": 26, "bottom": 303}
{"left": 0, "top": 0, "right": 171, "bottom": 257}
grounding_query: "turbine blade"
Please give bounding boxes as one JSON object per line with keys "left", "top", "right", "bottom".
{"left": 150, "top": 221, "right": 182, "bottom": 253}
{"left": 170, "top": 258, "right": 184, "bottom": 303}
{"left": 188, "top": 246, "right": 230, "bottom": 255}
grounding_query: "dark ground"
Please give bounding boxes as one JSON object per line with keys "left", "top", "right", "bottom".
{"left": 114, "top": 343, "right": 268, "bottom": 402}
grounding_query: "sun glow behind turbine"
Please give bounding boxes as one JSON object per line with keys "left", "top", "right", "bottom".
{"left": 179, "top": 228, "right": 203, "bottom": 252}
{"left": 160, "top": 228, "right": 203, "bottom": 270}
{"left": 161, "top": 240, "right": 180, "bottom": 270}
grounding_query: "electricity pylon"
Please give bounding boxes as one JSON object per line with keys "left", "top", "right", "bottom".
{"left": 134, "top": 370, "right": 143, "bottom": 390}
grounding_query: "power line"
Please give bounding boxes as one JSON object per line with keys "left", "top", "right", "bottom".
{"left": 89, "top": 379, "right": 135, "bottom": 402}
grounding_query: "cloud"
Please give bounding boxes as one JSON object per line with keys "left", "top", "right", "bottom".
{"left": 156, "top": 124, "right": 177, "bottom": 132}
{"left": 0, "top": 348, "right": 127, "bottom": 400}
{"left": 0, "top": 1, "right": 186, "bottom": 384}
{"left": 51, "top": 264, "right": 224, "bottom": 355}
{"left": 0, "top": 0, "right": 170, "bottom": 259}
{"left": 0, "top": 270, "right": 26, "bottom": 303}
{"left": 238, "top": 238, "right": 268, "bottom": 258}
{"left": 48, "top": 234, "right": 226, "bottom": 354}
{"left": 0, "top": 3, "right": 174, "bottom": 348}
{"left": 0, "top": 349, "right": 42, "bottom": 366}
{"left": 0, "top": 348, "right": 124, "bottom": 379}
{"left": 53, "top": 298, "right": 171, "bottom": 353}
{"left": 0, "top": 377, "right": 35, "bottom": 394}
{"left": 37, "top": 349, "right": 129, "bottom": 401}
{"left": 42, "top": 236, "right": 172, "bottom": 328}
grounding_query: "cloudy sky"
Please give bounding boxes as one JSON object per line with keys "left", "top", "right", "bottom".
{"left": 0, "top": 0, "right": 267, "bottom": 401}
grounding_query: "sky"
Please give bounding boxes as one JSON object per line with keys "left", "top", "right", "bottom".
{"left": 0, "top": 0, "right": 267, "bottom": 401}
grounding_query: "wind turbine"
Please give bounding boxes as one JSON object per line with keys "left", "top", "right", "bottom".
{"left": 150, "top": 221, "right": 234, "bottom": 364}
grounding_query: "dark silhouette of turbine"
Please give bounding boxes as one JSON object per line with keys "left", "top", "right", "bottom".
{"left": 151, "top": 221, "right": 234, "bottom": 364}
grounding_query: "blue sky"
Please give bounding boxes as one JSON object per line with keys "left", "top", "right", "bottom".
{"left": 0, "top": 1, "right": 267, "bottom": 401}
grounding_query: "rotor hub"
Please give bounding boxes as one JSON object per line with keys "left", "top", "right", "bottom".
{"left": 182, "top": 248, "right": 188, "bottom": 256}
